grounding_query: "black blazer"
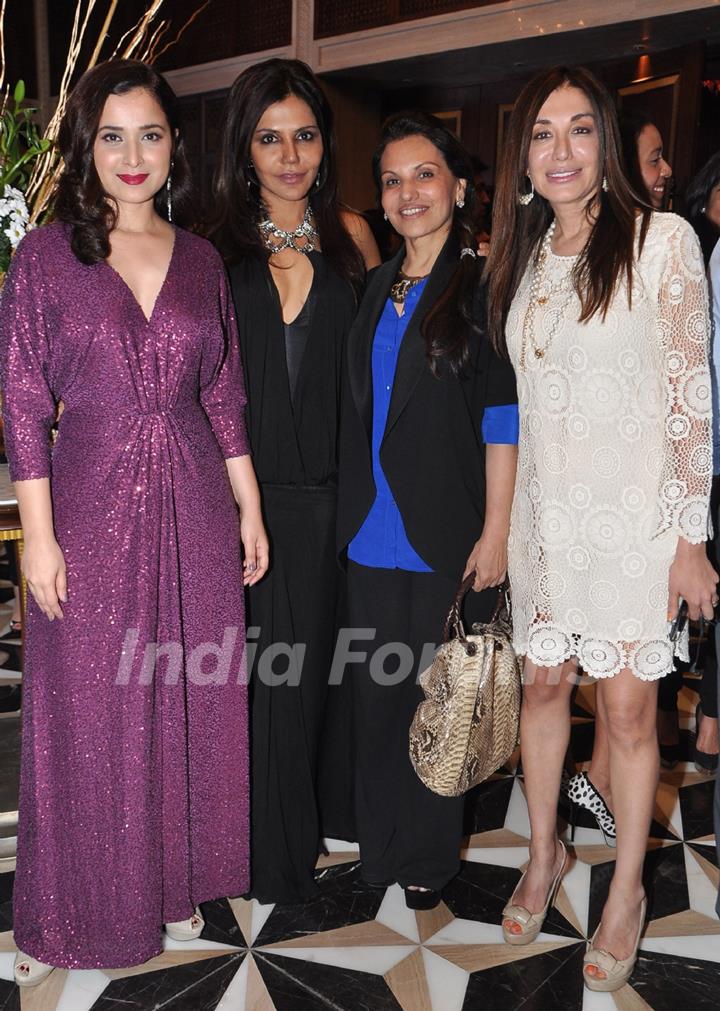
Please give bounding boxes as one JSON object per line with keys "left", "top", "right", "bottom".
{"left": 337, "top": 235, "right": 517, "bottom": 581}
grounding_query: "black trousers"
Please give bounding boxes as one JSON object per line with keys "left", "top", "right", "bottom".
{"left": 346, "top": 561, "right": 494, "bottom": 891}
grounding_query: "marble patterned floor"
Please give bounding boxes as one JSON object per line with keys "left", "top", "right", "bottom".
{"left": 0, "top": 681, "right": 717, "bottom": 1011}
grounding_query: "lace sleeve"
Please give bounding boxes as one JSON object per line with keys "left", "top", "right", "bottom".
{"left": 657, "top": 219, "right": 712, "bottom": 544}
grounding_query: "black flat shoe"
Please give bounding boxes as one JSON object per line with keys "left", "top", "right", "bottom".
{"left": 693, "top": 703, "right": 718, "bottom": 774}
{"left": 404, "top": 887, "right": 442, "bottom": 910}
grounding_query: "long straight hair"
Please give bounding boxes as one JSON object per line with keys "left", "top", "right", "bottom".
{"left": 486, "top": 66, "right": 650, "bottom": 353}
{"left": 373, "top": 111, "right": 480, "bottom": 376}
{"left": 209, "top": 58, "right": 364, "bottom": 293}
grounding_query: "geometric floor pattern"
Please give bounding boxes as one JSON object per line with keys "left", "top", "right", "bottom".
{"left": 0, "top": 681, "right": 717, "bottom": 1010}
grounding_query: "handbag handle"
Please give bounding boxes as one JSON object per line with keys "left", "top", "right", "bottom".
{"left": 443, "top": 577, "right": 510, "bottom": 653}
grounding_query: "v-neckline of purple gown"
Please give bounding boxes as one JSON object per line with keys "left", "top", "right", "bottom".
{"left": 105, "top": 225, "right": 179, "bottom": 325}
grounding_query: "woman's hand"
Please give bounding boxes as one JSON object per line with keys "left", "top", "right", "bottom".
{"left": 224, "top": 455, "right": 270, "bottom": 587}
{"left": 668, "top": 538, "right": 718, "bottom": 621}
{"left": 463, "top": 531, "right": 508, "bottom": 592}
{"left": 240, "top": 509, "right": 269, "bottom": 587}
{"left": 22, "top": 536, "right": 67, "bottom": 620}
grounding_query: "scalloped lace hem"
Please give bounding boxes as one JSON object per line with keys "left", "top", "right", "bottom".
{"left": 514, "top": 623, "right": 688, "bottom": 682}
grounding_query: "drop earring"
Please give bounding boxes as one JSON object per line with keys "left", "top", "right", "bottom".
{"left": 602, "top": 175, "right": 609, "bottom": 193}
{"left": 518, "top": 177, "right": 535, "bottom": 206}
{"left": 456, "top": 197, "right": 465, "bottom": 208}
{"left": 166, "top": 160, "right": 174, "bottom": 222}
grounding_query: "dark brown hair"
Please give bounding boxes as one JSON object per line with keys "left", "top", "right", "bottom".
{"left": 373, "top": 111, "right": 479, "bottom": 376}
{"left": 54, "top": 59, "right": 193, "bottom": 265}
{"left": 209, "top": 58, "right": 365, "bottom": 293}
{"left": 486, "top": 66, "right": 650, "bottom": 353}
{"left": 618, "top": 111, "right": 669, "bottom": 211}
{"left": 686, "top": 150, "right": 720, "bottom": 265}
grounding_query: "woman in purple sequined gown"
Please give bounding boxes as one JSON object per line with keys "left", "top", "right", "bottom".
{"left": 0, "top": 62, "right": 267, "bottom": 978}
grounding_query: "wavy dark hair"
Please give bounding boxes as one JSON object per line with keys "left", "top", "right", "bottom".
{"left": 54, "top": 59, "right": 193, "bottom": 265}
{"left": 209, "top": 58, "right": 365, "bottom": 293}
{"left": 373, "top": 111, "right": 479, "bottom": 376}
{"left": 486, "top": 66, "right": 651, "bottom": 353}
{"left": 685, "top": 150, "right": 720, "bottom": 265}
{"left": 618, "top": 111, "right": 657, "bottom": 206}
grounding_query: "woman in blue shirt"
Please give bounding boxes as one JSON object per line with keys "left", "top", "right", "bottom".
{"left": 337, "top": 112, "right": 518, "bottom": 909}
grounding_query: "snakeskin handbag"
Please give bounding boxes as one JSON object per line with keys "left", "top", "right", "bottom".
{"left": 409, "top": 577, "right": 521, "bottom": 797}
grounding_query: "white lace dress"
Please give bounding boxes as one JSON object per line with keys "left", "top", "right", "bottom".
{"left": 506, "top": 213, "right": 712, "bottom": 680}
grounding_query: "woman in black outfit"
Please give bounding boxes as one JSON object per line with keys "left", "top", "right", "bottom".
{"left": 337, "top": 112, "right": 518, "bottom": 908}
{"left": 211, "top": 58, "right": 379, "bottom": 904}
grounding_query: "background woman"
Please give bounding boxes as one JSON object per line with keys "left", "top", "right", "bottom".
{"left": 687, "top": 150, "right": 720, "bottom": 263}
{"left": 0, "top": 59, "right": 266, "bottom": 983}
{"left": 619, "top": 111, "right": 673, "bottom": 209}
{"left": 337, "top": 111, "right": 518, "bottom": 910}
{"left": 487, "top": 66, "right": 715, "bottom": 991}
{"left": 687, "top": 153, "right": 720, "bottom": 776}
{"left": 211, "top": 58, "right": 379, "bottom": 905}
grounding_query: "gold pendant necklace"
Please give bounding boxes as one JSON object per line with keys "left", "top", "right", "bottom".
{"left": 519, "top": 221, "right": 575, "bottom": 370}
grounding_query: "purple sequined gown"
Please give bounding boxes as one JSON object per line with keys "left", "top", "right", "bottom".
{"left": 0, "top": 222, "right": 250, "bottom": 968}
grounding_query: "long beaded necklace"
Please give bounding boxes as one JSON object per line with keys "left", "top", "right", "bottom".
{"left": 519, "top": 220, "right": 577, "bottom": 370}
{"left": 259, "top": 204, "right": 319, "bottom": 254}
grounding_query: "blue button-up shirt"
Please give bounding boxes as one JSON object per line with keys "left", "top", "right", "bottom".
{"left": 348, "top": 283, "right": 518, "bottom": 571}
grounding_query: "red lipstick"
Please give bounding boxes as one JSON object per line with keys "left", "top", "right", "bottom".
{"left": 117, "top": 173, "right": 150, "bottom": 185}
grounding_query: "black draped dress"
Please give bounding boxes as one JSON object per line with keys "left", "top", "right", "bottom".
{"left": 228, "top": 251, "right": 356, "bottom": 903}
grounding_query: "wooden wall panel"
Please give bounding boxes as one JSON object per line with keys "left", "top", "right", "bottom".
{"left": 156, "top": 0, "right": 292, "bottom": 72}
{"left": 315, "top": 0, "right": 499, "bottom": 40}
{"left": 322, "top": 79, "right": 383, "bottom": 211}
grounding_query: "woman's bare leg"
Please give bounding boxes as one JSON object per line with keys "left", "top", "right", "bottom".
{"left": 503, "top": 658, "right": 576, "bottom": 932}
{"left": 586, "top": 686, "right": 612, "bottom": 809}
{"left": 585, "top": 669, "right": 657, "bottom": 978}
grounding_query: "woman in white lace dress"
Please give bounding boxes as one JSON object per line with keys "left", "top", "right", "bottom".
{"left": 486, "top": 66, "right": 717, "bottom": 992}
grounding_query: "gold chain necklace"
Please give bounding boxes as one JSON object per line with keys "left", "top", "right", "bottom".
{"left": 519, "top": 221, "right": 576, "bottom": 370}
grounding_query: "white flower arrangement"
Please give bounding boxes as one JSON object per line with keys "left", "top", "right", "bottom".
{"left": 0, "top": 184, "right": 31, "bottom": 255}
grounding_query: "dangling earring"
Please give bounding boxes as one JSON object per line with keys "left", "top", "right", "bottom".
{"left": 602, "top": 175, "right": 609, "bottom": 193}
{"left": 518, "top": 176, "right": 535, "bottom": 206}
{"left": 315, "top": 174, "right": 321, "bottom": 189}
{"left": 383, "top": 212, "right": 388, "bottom": 221}
{"left": 166, "top": 159, "right": 174, "bottom": 222}
{"left": 456, "top": 197, "right": 465, "bottom": 208}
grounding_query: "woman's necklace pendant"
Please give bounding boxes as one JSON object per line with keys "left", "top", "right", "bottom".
{"left": 390, "top": 271, "right": 428, "bottom": 304}
{"left": 260, "top": 205, "right": 319, "bottom": 255}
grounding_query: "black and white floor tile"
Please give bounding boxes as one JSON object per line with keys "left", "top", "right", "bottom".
{"left": 0, "top": 681, "right": 717, "bottom": 1010}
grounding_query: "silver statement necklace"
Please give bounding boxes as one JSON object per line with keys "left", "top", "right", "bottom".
{"left": 259, "top": 205, "right": 319, "bottom": 254}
